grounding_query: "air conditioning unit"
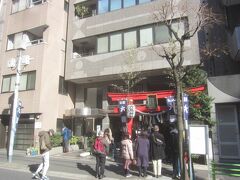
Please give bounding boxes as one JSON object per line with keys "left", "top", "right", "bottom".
{"left": 228, "top": 26, "right": 240, "bottom": 61}
{"left": 221, "top": 0, "right": 240, "bottom": 6}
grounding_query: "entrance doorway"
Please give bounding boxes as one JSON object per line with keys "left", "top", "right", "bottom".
{"left": 216, "top": 103, "right": 240, "bottom": 160}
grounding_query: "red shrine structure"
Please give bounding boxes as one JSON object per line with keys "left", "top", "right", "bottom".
{"left": 107, "top": 86, "right": 205, "bottom": 136}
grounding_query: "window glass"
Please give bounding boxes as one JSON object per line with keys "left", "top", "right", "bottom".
{"left": 12, "top": 0, "right": 19, "bottom": 13}
{"left": 155, "top": 25, "right": 170, "bottom": 44}
{"left": 19, "top": 73, "right": 27, "bottom": 91}
{"left": 27, "top": 71, "right": 36, "bottom": 90}
{"left": 14, "top": 32, "right": 23, "bottom": 49}
{"left": 110, "top": 33, "right": 122, "bottom": 51}
{"left": 171, "top": 21, "right": 185, "bottom": 39}
{"left": 97, "top": 36, "right": 108, "bottom": 53}
{"left": 139, "top": 0, "right": 151, "bottom": 4}
{"left": 140, "top": 27, "right": 153, "bottom": 47}
{"left": 98, "top": 0, "right": 109, "bottom": 14}
{"left": 124, "top": 31, "right": 137, "bottom": 49}
{"left": 7, "top": 35, "right": 14, "bottom": 50}
{"left": 110, "top": 0, "right": 121, "bottom": 11}
{"left": 10, "top": 76, "right": 16, "bottom": 92}
{"left": 18, "top": 0, "right": 27, "bottom": 11}
{"left": 58, "top": 76, "right": 68, "bottom": 95}
{"left": 2, "top": 77, "right": 10, "bottom": 93}
{"left": 123, "top": 0, "right": 135, "bottom": 8}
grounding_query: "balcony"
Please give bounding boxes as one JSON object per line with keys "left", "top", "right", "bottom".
{"left": 228, "top": 26, "right": 240, "bottom": 61}
{"left": 221, "top": 0, "right": 240, "bottom": 6}
{"left": 8, "top": 1, "right": 48, "bottom": 34}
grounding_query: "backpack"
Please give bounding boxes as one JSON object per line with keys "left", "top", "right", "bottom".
{"left": 67, "top": 129, "right": 72, "bottom": 140}
{"left": 93, "top": 138, "right": 105, "bottom": 155}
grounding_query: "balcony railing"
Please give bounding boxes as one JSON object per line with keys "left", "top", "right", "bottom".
{"left": 12, "top": 0, "right": 47, "bottom": 14}
{"left": 221, "top": 0, "right": 240, "bottom": 6}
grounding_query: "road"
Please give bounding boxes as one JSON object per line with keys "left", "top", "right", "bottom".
{"left": 0, "top": 149, "right": 211, "bottom": 180}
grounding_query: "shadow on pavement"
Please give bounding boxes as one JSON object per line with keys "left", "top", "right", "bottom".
{"left": 76, "top": 162, "right": 96, "bottom": 177}
{"left": 105, "top": 163, "right": 124, "bottom": 176}
{"left": 28, "top": 164, "right": 39, "bottom": 173}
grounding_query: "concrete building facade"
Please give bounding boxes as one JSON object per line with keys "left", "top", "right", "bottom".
{"left": 0, "top": 0, "right": 74, "bottom": 150}
{"left": 65, "top": 0, "right": 201, "bottom": 142}
{"left": 206, "top": 0, "right": 240, "bottom": 162}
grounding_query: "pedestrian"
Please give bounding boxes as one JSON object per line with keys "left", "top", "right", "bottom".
{"left": 32, "top": 129, "right": 55, "bottom": 180}
{"left": 150, "top": 125, "right": 166, "bottom": 178}
{"left": 135, "top": 130, "right": 150, "bottom": 177}
{"left": 93, "top": 130, "right": 109, "bottom": 179}
{"left": 62, "top": 125, "right": 72, "bottom": 153}
{"left": 169, "top": 123, "right": 180, "bottom": 179}
{"left": 121, "top": 133, "right": 134, "bottom": 177}
{"left": 103, "top": 128, "right": 114, "bottom": 159}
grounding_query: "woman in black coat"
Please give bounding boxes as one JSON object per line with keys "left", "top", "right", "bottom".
{"left": 150, "top": 125, "right": 166, "bottom": 178}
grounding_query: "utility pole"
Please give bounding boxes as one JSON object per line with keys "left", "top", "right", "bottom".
{"left": 7, "top": 42, "right": 30, "bottom": 162}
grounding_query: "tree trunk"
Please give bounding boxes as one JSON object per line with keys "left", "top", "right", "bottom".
{"left": 174, "top": 70, "right": 185, "bottom": 179}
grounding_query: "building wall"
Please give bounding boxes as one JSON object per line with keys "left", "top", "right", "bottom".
{"left": 65, "top": 0, "right": 201, "bottom": 83}
{"left": 0, "top": 0, "right": 74, "bottom": 148}
{"left": 207, "top": 0, "right": 240, "bottom": 162}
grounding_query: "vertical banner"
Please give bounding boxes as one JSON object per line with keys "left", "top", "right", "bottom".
{"left": 119, "top": 100, "right": 127, "bottom": 123}
{"left": 183, "top": 93, "right": 189, "bottom": 130}
{"left": 166, "top": 96, "right": 176, "bottom": 123}
{"left": 166, "top": 96, "right": 175, "bottom": 111}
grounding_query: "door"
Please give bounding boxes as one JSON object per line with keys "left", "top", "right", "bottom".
{"left": 216, "top": 104, "right": 240, "bottom": 159}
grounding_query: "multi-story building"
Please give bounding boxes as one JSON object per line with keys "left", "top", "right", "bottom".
{"left": 0, "top": 0, "right": 6, "bottom": 52}
{"left": 0, "top": 0, "right": 74, "bottom": 150}
{"left": 206, "top": 0, "right": 240, "bottom": 162}
{"left": 65, "top": 0, "right": 201, "bottom": 141}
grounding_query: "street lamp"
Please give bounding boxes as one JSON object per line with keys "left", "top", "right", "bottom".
{"left": 7, "top": 42, "right": 30, "bottom": 162}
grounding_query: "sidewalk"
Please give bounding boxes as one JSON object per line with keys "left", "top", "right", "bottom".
{"left": 0, "top": 149, "right": 208, "bottom": 180}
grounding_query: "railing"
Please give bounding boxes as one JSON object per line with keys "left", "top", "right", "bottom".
{"left": 31, "top": 0, "right": 47, "bottom": 6}
{"left": 72, "top": 51, "right": 95, "bottom": 58}
{"left": 211, "top": 161, "right": 240, "bottom": 180}
{"left": 12, "top": 0, "right": 47, "bottom": 14}
{"left": 27, "top": 39, "right": 45, "bottom": 47}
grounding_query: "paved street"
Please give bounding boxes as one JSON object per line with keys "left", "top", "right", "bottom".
{"left": 0, "top": 149, "right": 210, "bottom": 180}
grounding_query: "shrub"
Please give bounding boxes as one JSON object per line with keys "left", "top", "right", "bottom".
{"left": 50, "top": 133, "right": 62, "bottom": 147}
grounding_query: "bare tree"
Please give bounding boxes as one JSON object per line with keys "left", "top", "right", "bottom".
{"left": 152, "top": 0, "right": 223, "bottom": 178}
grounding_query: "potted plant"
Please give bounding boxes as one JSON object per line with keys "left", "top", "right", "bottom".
{"left": 75, "top": 4, "right": 89, "bottom": 19}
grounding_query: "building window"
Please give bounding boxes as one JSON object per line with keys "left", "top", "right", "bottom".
{"left": 140, "top": 27, "right": 153, "bottom": 47}
{"left": 97, "top": 36, "right": 109, "bottom": 53}
{"left": 75, "top": 19, "right": 188, "bottom": 56}
{"left": 58, "top": 76, "right": 68, "bottom": 95}
{"left": 110, "top": 0, "right": 121, "bottom": 11}
{"left": 171, "top": 21, "right": 185, "bottom": 39}
{"left": 110, "top": 33, "right": 122, "bottom": 51}
{"left": 124, "top": 30, "right": 137, "bottom": 49}
{"left": 7, "top": 31, "right": 44, "bottom": 50}
{"left": 139, "top": 0, "right": 151, "bottom": 4}
{"left": 64, "top": 0, "right": 69, "bottom": 12}
{"left": 11, "top": 0, "right": 46, "bottom": 13}
{"left": 1, "top": 71, "right": 36, "bottom": 93}
{"left": 155, "top": 24, "right": 170, "bottom": 44}
{"left": 123, "top": 0, "right": 135, "bottom": 8}
{"left": 98, "top": 0, "right": 109, "bottom": 14}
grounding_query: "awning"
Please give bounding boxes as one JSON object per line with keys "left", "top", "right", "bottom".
{"left": 65, "top": 107, "right": 109, "bottom": 118}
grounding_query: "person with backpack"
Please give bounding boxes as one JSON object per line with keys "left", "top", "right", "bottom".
{"left": 62, "top": 125, "right": 72, "bottom": 153}
{"left": 93, "top": 130, "right": 109, "bottom": 179}
{"left": 32, "top": 129, "right": 54, "bottom": 180}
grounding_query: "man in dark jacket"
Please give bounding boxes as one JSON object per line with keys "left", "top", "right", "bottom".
{"left": 150, "top": 125, "right": 165, "bottom": 178}
{"left": 32, "top": 129, "right": 54, "bottom": 180}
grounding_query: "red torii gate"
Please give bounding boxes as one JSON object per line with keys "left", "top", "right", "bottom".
{"left": 107, "top": 85, "right": 205, "bottom": 136}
